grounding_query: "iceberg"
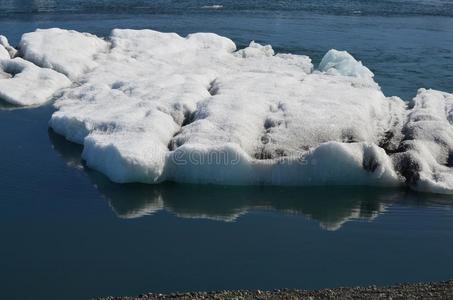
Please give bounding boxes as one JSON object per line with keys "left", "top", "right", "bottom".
{"left": 42, "top": 29, "right": 403, "bottom": 187}
{"left": 2, "top": 28, "right": 453, "bottom": 193}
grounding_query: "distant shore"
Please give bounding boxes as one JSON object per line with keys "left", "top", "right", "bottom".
{"left": 100, "top": 280, "right": 453, "bottom": 299}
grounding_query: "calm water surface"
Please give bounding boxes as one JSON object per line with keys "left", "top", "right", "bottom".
{"left": 1, "top": 1, "right": 453, "bottom": 300}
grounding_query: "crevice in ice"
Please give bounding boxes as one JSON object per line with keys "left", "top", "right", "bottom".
{"left": 0, "top": 69, "right": 12, "bottom": 79}
{"left": 208, "top": 79, "right": 220, "bottom": 96}
{"left": 393, "top": 152, "right": 422, "bottom": 185}
{"left": 446, "top": 151, "right": 453, "bottom": 168}
{"left": 1, "top": 64, "right": 20, "bottom": 78}
{"left": 379, "top": 128, "right": 407, "bottom": 155}
{"left": 379, "top": 130, "right": 397, "bottom": 154}
{"left": 254, "top": 102, "right": 292, "bottom": 160}
{"left": 341, "top": 129, "right": 359, "bottom": 143}
{"left": 263, "top": 117, "right": 282, "bottom": 130}
{"left": 378, "top": 106, "right": 407, "bottom": 155}
{"left": 255, "top": 133, "right": 290, "bottom": 159}
{"left": 111, "top": 81, "right": 124, "bottom": 90}
{"left": 168, "top": 110, "right": 198, "bottom": 151}
{"left": 181, "top": 110, "right": 196, "bottom": 127}
{"left": 362, "top": 149, "right": 380, "bottom": 173}
{"left": 254, "top": 149, "right": 273, "bottom": 160}
{"left": 377, "top": 109, "right": 424, "bottom": 184}
{"left": 167, "top": 135, "right": 179, "bottom": 151}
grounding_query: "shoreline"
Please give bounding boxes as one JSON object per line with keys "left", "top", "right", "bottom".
{"left": 100, "top": 280, "right": 453, "bottom": 299}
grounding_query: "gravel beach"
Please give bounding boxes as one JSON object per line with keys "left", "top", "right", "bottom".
{"left": 99, "top": 280, "right": 453, "bottom": 299}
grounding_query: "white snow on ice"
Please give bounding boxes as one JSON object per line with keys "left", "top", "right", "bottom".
{"left": 0, "top": 35, "right": 17, "bottom": 58}
{"left": 0, "top": 45, "right": 9, "bottom": 60}
{"left": 0, "top": 58, "right": 71, "bottom": 106}
{"left": 19, "top": 28, "right": 108, "bottom": 79}
{"left": 392, "top": 88, "right": 453, "bottom": 193}
{"left": 1, "top": 28, "right": 453, "bottom": 194}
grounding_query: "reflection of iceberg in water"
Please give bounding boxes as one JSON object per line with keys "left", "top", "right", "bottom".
{"left": 109, "top": 182, "right": 392, "bottom": 230}
{"left": 48, "top": 129, "right": 452, "bottom": 230}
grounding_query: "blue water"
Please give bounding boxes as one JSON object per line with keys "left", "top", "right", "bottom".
{"left": 1, "top": 1, "right": 453, "bottom": 299}
{"left": 1, "top": 1, "right": 453, "bottom": 99}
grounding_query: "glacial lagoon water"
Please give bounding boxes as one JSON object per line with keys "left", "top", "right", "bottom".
{"left": 1, "top": 1, "right": 453, "bottom": 299}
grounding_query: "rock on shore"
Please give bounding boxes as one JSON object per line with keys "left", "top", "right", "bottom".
{"left": 99, "top": 280, "right": 453, "bottom": 299}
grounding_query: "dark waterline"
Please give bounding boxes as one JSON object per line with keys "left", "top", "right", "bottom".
{"left": 1, "top": 1, "right": 453, "bottom": 299}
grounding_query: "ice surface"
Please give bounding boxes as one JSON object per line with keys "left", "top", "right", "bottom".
{"left": 0, "top": 58, "right": 71, "bottom": 106}
{"left": 0, "top": 45, "right": 9, "bottom": 60}
{"left": 19, "top": 28, "right": 108, "bottom": 79}
{"left": 319, "top": 49, "right": 374, "bottom": 79}
{"left": 391, "top": 89, "right": 453, "bottom": 193}
{"left": 3, "top": 28, "right": 453, "bottom": 193}
{"left": 0, "top": 35, "right": 17, "bottom": 58}
{"left": 50, "top": 29, "right": 238, "bottom": 182}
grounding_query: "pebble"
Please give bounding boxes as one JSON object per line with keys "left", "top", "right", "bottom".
{"left": 97, "top": 280, "right": 453, "bottom": 300}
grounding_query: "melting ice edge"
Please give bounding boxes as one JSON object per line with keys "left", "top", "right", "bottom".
{"left": 1, "top": 28, "right": 453, "bottom": 194}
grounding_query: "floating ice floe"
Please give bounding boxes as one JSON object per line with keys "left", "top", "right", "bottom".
{"left": 0, "top": 58, "right": 71, "bottom": 106}
{"left": 0, "top": 34, "right": 70, "bottom": 106}
{"left": 201, "top": 5, "right": 223, "bottom": 9}
{"left": 2, "top": 28, "right": 453, "bottom": 193}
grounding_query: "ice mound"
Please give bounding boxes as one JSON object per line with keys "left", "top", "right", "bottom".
{"left": 0, "top": 45, "right": 9, "bottom": 60}
{"left": 392, "top": 89, "right": 453, "bottom": 193}
{"left": 0, "top": 58, "right": 71, "bottom": 106}
{"left": 319, "top": 49, "right": 374, "bottom": 79}
{"left": 19, "top": 28, "right": 108, "bottom": 79}
{"left": 0, "top": 35, "right": 17, "bottom": 58}
{"left": 5, "top": 28, "right": 453, "bottom": 193}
